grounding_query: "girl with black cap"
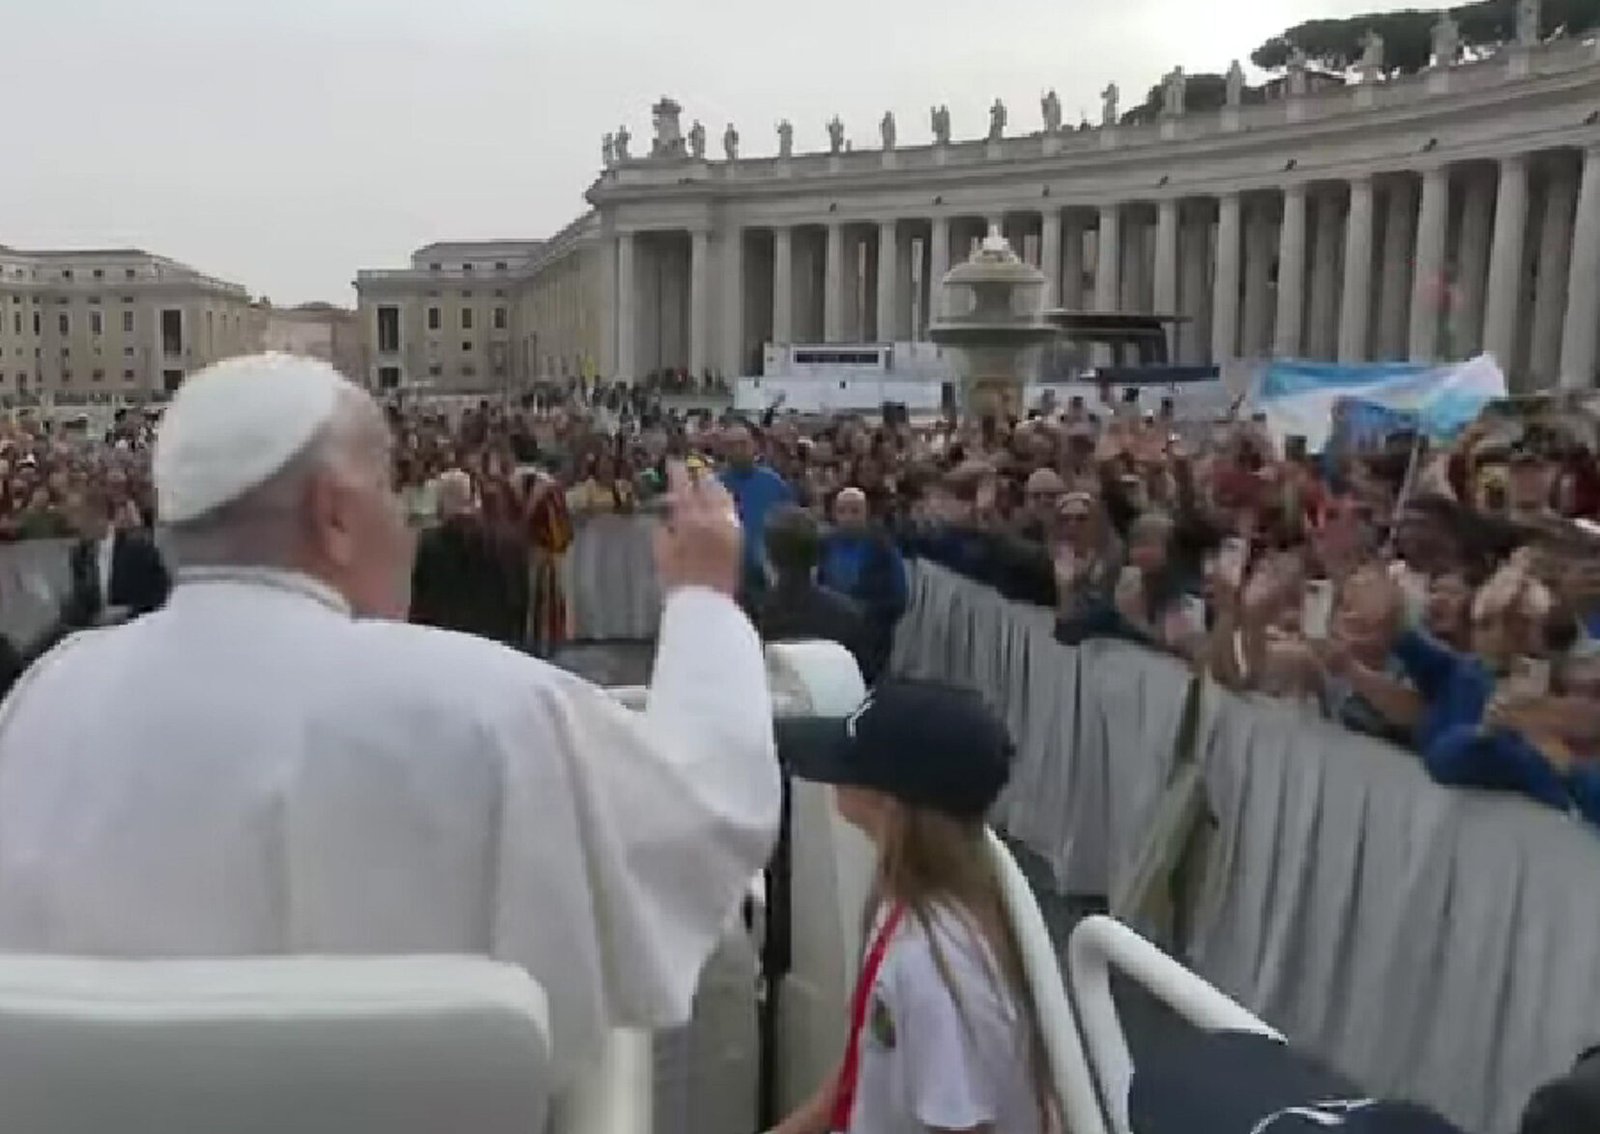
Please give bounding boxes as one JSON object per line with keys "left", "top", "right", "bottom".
{"left": 774, "top": 679, "right": 1057, "bottom": 1134}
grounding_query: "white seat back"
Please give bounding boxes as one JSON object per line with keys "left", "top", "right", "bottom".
{"left": 766, "top": 641, "right": 874, "bottom": 1115}
{"left": 1066, "top": 915, "right": 1281, "bottom": 1134}
{"left": 0, "top": 954, "right": 550, "bottom": 1134}
{"left": 985, "top": 833, "right": 1108, "bottom": 1134}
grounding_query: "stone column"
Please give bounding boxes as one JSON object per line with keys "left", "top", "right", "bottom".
{"left": 615, "top": 231, "right": 637, "bottom": 380}
{"left": 1040, "top": 210, "right": 1062, "bottom": 307}
{"left": 771, "top": 226, "right": 794, "bottom": 345}
{"left": 720, "top": 226, "right": 745, "bottom": 377}
{"left": 1062, "top": 214, "right": 1086, "bottom": 310}
{"left": 1212, "top": 193, "right": 1243, "bottom": 362}
{"left": 598, "top": 229, "right": 619, "bottom": 378}
{"left": 876, "top": 220, "right": 899, "bottom": 342}
{"left": 1377, "top": 178, "right": 1415, "bottom": 360}
{"left": 1455, "top": 176, "right": 1495, "bottom": 356}
{"left": 1482, "top": 155, "right": 1529, "bottom": 369}
{"left": 1154, "top": 199, "right": 1180, "bottom": 318}
{"left": 1242, "top": 204, "right": 1274, "bottom": 357}
{"left": 1274, "top": 183, "right": 1307, "bottom": 358}
{"left": 824, "top": 221, "right": 845, "bottom": 342}
{"left": 1531, "top": 169, "right": 1577, "bottom": 381}
{"left": 688, "top": 228, "right": 710, "bottom": 377}
{"left": 1408, "top": 166, "right": 1449, "bottom": 361}
{"left": 1339, "top": 175, "right": 1376, "bottom": 363}
{"left": 1094, "top": 205, "right": 1121, "bottom": 311}
{"left": 1308, "top": 191, "right": 1343, "bottom": 359}
{"left": 927, "top": 217, "right": 950, "bottom": 326}
{"left": 1560, "top": 144, "right": 1600, "bottom": 388}
{"left": 1180, "top": 208, "right": 1211, "bottom": 363}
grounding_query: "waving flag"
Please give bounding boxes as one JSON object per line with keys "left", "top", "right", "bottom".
{"left": 1255, "top": 355, "right": 1507, "bottom": 453}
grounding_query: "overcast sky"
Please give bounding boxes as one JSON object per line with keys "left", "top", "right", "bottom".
{"left": 2, "top": 0, "right": 1417, "bottom": 306}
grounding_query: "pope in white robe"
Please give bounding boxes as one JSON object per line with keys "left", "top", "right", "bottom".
{"left": 0, "top": 354, "right": 780, "bottom": 1085}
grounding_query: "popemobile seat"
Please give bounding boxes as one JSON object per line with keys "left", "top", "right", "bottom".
{"left": 0, "top": 954, "right": 552, "bottom": 1134}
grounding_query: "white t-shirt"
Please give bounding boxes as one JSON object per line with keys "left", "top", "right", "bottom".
{"left": 847, "top": 904, "right": 1043, "bottom": 1134}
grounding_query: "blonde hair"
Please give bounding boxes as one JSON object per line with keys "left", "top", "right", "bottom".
{"left": 865, "top": 805, "right": 1059, "bottom": 1132}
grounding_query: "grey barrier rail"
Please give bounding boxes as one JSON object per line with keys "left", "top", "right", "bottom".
{"left": 0, "top": 520, "right": 666, "bottom": 652}
{"left": 891, "top": 560, "right": 1600, "bottom": 1134}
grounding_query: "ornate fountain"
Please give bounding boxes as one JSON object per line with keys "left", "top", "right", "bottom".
{"left": 928, "top": 226, "right": 1055, "bottom": 420}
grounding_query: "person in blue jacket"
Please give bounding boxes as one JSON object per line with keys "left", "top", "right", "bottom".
{"left": 717, "top": 422, "right": 794, "bottom": 604}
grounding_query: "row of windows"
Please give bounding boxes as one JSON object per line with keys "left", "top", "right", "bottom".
{"left": 1, "top": 267, "right": 144, "bottom": 283}
{"left": 0, "top": 311, "right": 140, "bottom": 337}
{"left": 425, "top": 306, "right": 509, "bottom": 331}
{"left": 1, "top": 369, "right": 139, "bottom": 383}
{"left": 424, "top": 363, "right": 509, "bottom": 378}
{"left": 421, "top": 289, "right": 508, "bottom": 300}
{"left": 425, "top": 262, "right": 510, "bottom": 273}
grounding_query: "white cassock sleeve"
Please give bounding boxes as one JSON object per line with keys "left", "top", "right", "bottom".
{"left": 484, "top": 585, "right": 779, "bottom": 1078}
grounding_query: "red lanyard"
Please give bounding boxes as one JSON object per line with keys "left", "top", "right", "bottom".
{"left": 829, "top": 901, "right": 907, "bottom": 1133}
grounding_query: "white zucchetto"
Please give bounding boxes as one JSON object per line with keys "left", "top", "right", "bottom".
{"left": 154, "top": 353, "right": 351, "bottom": 525}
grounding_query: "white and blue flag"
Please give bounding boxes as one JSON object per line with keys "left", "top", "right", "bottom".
{"left": 1254, "top": 354, "right": 1507, "bottom": 453}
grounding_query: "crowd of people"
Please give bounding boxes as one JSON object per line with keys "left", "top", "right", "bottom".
{"left": 2, "top": 380, "right": 1599, "bottom": 832}
{"left": 386, "top": 383, "right": 1600, "bottom": 835}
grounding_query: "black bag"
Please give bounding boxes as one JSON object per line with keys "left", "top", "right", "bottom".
{"left": 1129, "top": 1031, "right": 1465, "bottom": 1134}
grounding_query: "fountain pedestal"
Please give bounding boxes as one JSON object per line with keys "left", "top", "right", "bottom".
{"left": 928, "top": 227, "right": 1055, "bottom": 420}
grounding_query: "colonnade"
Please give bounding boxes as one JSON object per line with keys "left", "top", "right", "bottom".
{"left": 604, "top": 144, "right": 1600, "bottom": 390}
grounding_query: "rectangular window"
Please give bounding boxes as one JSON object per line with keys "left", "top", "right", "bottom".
{"left": 122, "top": 310, "right": 134, "bottom": 334}
{"left": 161, "top": 309, "right": 183, "bottom": 357}
{"left": 494, "top": 261, "right": 508, "bottom": 271}
{"left": 10, "top": 314, "right": 16, "bottom": 336}
{"left": 31, "top": 313, "right": 39, "bottom": 336}
{"left": 123, "top": 369, "right": 134, "bottom": 381}
{"left": 90, "top": 311, "right": 103, "bottom": 336}
{"left": 92, "top": 368, "right": 104, "bottom": 381}
{"left": 427, "top": 307, "right": 441, "bottom": 330}
{"left": 58, "top": 313, "right": 69, "bottom": 335}
{"left": 93, "top": 269, "right": 104, "bottom": 280}
{"left": 462, "top": 263, "right": 474, "bottom": 273}
{"left": 375, "top": 306, "right": 400, "bottom": 353}
{"left": 124, "top": 347, "right": 134, "bottom": 357}
{"left": 460, "top": 341, "right": 472, "bottom": 353}
{"left": 428, "top": 364, "right": 443, "bottom": 377}
{"left": 461, "top": 308, "right": 473, "bottom": 331}
{"left": 493, "top": 307, "right": 507, "bottom": 331}
{"left": 61, "top": 269, "right": 73, "bottom": 281}
{"left": 124, "top": 268, "right": 136, "bottom": 280}
{"left": 461, "top": 364, "right": 476, "bottom": 377}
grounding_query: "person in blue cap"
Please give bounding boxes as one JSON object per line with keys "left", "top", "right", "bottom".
{"left": 773, "top": 679, "right": 1055, "bottom": 1134}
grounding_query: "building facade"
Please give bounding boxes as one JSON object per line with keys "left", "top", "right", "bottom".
{"left": 358, "top": 238, "right": 575, "bottom": 392}
{"left": 256, "top": 301, "right": 363, "bottom": 380}
{"left": 567, "top": 33, "right": 1600, "bottom": 392}
{"left": 0, "top": 246, "right": 254, "bottom": 403}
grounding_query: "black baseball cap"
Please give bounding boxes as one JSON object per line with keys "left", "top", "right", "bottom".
{"left": 778, "top": 679, "right": 1013, "bottom": 819}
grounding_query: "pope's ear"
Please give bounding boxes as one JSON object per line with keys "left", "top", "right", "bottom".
{"left": 303, "top": 471, "right": 354, "bottom": 563}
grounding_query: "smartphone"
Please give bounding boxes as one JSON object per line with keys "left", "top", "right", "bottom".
{"left": 1218, "top": 537, "right": 1249, "bottom": 589}
{"left": 1302, "top": 579, "right": 1335, "bottom": 640}
{"left": 1509, "top": 656, "right": 1551, "bottom": 699}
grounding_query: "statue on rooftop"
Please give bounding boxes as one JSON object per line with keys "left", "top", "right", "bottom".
{"left": 602, "top": 133, "right": 616, "bottom": 169}
{"left": 1431, "top": 12, "right": 1461, "bottom": 66}
{"left": 776, "top": 119, "right": 793, "bottom": 158}
{"left": 1225, "top": 59, "right": 1245, "bottom": 106}
{"left": 1287, "top": 48, "right": 1310, "bottom": 96}
{"left": 1162, "top": 67, "right": 1187, "bottom": 116}
{"left": 931, "top": 104, "right": 952, "bottom": 145}
{"left": 614, "top": 124, "right": 632, "bottom": 161}
{"left": 1100, "top": 82, "right": 1119, "bottom": 127}
{"left": 723, "top": 123, "right": 739, "bottom": 161}
{"left": 1360, "top": 29, "right": 1385, "bottom": 79}
{"left": 1041, "top": 89, "right": 1062, "bottom": 134}
{"left": 880, "top": 111, "right": 897, "bottom": 150}
{"left": 650, "top": 97, "right": 684, "bottom": 158}
{"left": 688, "top": 119, "right": 706, "bottom": 160}
{"left": 826, "top": 115, "right": 845, "bottom": 154}
{"left": 988, "top": 98, "right": 1007, "bottom": 141}
{"left": 1517, "top": 0, "right": 1542, "bottom": 46}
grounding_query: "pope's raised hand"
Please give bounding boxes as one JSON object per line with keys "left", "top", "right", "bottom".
{"left": 654, "top": 459, "right": 742, "bottom": 597}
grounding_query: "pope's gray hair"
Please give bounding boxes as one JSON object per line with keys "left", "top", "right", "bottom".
{"left": 160, "top": 389, "right": 378, "bottom": 571}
